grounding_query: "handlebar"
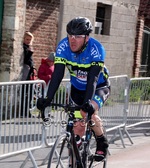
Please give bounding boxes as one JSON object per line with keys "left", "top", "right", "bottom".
{"left": 30, "top": 102, "right": 93, "bottom": 126}
{"left": 48, "top": 103, "right": 82, "bottom": 112}
{"left": 48, "top": 103, "right": 93, "bottom": 121}
{"left": 40, "top": 103, "right": 83, "bottom": 125}
{"left": 41, "top": 103, "right": 94, "bottom": 127}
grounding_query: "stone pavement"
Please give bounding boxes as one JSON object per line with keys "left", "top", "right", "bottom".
{"left": 0, "top": 129, "right": 150, "bottom": 168}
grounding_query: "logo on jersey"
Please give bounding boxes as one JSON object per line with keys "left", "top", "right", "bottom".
{"left": 91, "top": 44, "right": 101, "bottom": 59}
{"left": 77, "top": 70, "right": 87, "bottom": 81}
{"left": 57, "top": 40, "right": 68, "bottom": 54}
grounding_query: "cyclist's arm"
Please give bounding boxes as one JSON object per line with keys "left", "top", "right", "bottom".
{"left": 83, "top": 62, "right": 103, "bottom": 103}
{"left": 46, "top": 63, "right": 65, "bottom": 101}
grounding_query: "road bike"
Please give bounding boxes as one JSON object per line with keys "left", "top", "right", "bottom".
{"left": 41, "top": 103, "right": 107, "bottom": 168}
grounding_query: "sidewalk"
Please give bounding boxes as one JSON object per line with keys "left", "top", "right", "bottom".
{"left": 0, "top": 130, "right": 149, "bottom": 168}
{"left": 107, "top": 134, "right": 150, "bottom": 168}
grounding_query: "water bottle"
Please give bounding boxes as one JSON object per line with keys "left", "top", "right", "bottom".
{"left": 75, "top": 135, "right": 83, "bottom": 151}
{"left": 29, "top": 106, "right": 40, "bottom": 118}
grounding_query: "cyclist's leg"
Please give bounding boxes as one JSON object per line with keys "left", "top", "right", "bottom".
{"left": 89, "top": 86, "right": 110, "bottom": 161}
{"left": 80, "top": 86, "right": 110, "bottom": 134}
{"left": 70, "top": 85, "right": 86, "bottom": 137}
{"left": 71, "top": 84, "right": 110, "bottom": 164}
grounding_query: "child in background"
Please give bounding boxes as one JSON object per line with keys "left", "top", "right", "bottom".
{"left": 38, "top": 52, "right": 55, "bottom": 89}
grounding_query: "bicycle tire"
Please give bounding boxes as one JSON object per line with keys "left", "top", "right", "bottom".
{"left": 47, "top": 133, "right": 76, "bottom": 168}
{"left": 82, "top": 137, "right": 95, "bottom": 168}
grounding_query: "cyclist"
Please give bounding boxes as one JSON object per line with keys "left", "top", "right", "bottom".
{"left": 37, "top": 17, "right": 110, "bottom": 161}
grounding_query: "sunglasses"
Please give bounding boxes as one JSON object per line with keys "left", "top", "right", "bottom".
{"left": 68, "top": 34, "right": 86, "bottom": 39}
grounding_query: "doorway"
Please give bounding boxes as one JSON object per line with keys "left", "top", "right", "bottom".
{"left": 139, "top": 26, "right": 150, "bottom": 77}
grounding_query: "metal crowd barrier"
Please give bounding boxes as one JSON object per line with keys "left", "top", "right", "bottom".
{"left": 0, "top": 76, "right": 150, "bottom": 167}
{"left": 126, "top": 77, "right": 150, "bottom": 128}
{"left": 99, "top": 75, "right": 133, "bottom": 148}
{"left": 0, "top": 80, "right": 46, "bottom": 167}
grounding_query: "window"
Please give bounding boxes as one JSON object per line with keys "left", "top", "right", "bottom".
{"left": 139, "top": 26, "right": 150, "bottom": 77}
{"left": 0, "top": 0, "right": 4, "bottom": 44}
{"left": 95, "top": 3, "right": 112, "bottom": 35}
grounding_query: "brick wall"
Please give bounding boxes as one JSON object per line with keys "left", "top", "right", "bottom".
{"left": 133, "top": 0, "right": 150, "bottom": 77}
{"left": 133, "top": 16, "right": 144, "bottom": 77}
{"left": 25, "top": 0, "right": 60, "bottom": 69}
{"left": 138, "top": 0, "right": 150, "bottom": 17}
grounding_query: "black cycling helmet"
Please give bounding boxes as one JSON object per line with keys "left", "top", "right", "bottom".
{"left": 67, "top": 17, "right": 93, "bottom": 35}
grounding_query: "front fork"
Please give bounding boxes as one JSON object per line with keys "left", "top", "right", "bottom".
{"left": 82, "top": 126, "right": 93, "bottom": 167}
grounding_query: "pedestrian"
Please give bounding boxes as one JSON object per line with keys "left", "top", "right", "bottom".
{"left": 21, "top": 31, "right": 35, "bottom": 117}
{"left": 38, "top": 52, "right": 55, "bottom": 88}
{"left": 37, "top": 17, "right": 110, "bottom": 161}
{"left": 22, "top": 31, "right": 34, "bottom": 80}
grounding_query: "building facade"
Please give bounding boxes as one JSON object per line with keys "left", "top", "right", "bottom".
{"left": 0, "top": 0, "right": 146, "bottom": 82}
{"left": 59, "top": 0, "right": 140, "bottom": 78}
{"left": 0, "top": 0, "right": 60, "bottom": 81}
{"left": 135, "top": 0, "right": 150, "bottom": 77}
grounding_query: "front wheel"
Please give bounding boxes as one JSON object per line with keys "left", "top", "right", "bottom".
{"left": 47, "top": 134, "right": 76, "bottom": 168}
{"left": 83, "top": 137, "right": 108, "bottom": 168}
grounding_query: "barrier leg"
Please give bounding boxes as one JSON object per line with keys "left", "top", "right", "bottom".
{"left": 123, "top": 127, "right": 134, "bottom": 144}
{"left": 109, "top": 128, "right": 126, "bottom": 148}
{"left": 20, "top": 150, "right": 37, "bottom": 168}
{"left": 118, "top": 128, "right": 126, "bottom": 148}
{"left": 145, "top": 130, "right": 150, "bottom": 136}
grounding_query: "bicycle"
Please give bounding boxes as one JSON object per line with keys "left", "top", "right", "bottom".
{"left": 41, "top": 102, "right": 107, "bottom": 168}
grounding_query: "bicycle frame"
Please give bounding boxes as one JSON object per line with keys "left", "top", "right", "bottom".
{"left": 82, "top": 115, "right": 96, "bottom": 167}
{"left": 42, "top": 103, "right": 106, "bottom": 168}
{"left": 62, "top": 107, "right": 84, "bottom": 168}
{"left": 61, "top": 113, "right": 96, "bottom": 168}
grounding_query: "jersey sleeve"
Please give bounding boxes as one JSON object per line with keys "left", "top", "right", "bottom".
{"left": 55, "top": 37, "right": 69, "bottom": 63}
{"left": 46, "top": 38, "right": 69, "bottom": 101}
{"left": 83, "top": 39, "right": 106, "bottom": 103}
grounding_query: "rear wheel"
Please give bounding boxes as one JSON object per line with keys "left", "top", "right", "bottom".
{"left": 47, "top": 134, "right": 76, "bottom": 168}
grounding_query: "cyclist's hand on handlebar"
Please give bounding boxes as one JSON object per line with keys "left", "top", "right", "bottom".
{"left": 37, "top": 97, "right": 50, "bottom": 111}
{"left": 81, "top": 101, "right": 95, "bottom": 116}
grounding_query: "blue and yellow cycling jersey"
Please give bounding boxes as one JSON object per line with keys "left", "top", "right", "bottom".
{"left": 55, "top": 37, "right": 109, "bottom": 90}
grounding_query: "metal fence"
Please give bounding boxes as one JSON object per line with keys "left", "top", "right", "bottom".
{"left": 0, "top": 76, "right": 150, "bottom": 167}
{"left": 98, "top": 75, "right": 132, "bottom": 148}
{"left": 126, "top": 77, "right": 150, "bottom": 128}
{"left": 0, "top": 80, "right": 46, "bottom": 167}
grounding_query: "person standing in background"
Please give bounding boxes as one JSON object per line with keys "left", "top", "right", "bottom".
{"left": 38, "top": 52, "right": 55, "bottom": 87}
{"left": 21, "top": 31, "right": 35, "bottom": 117}
{"left": 22, "top": 31, "right": 34, "bottom": 80}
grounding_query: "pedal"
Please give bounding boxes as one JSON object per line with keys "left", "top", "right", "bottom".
{"left": 94, "top": 155, "right": 105, "bottom": 162}
{"left": 88, "top": 154, "right": 94, "bottom": 161}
